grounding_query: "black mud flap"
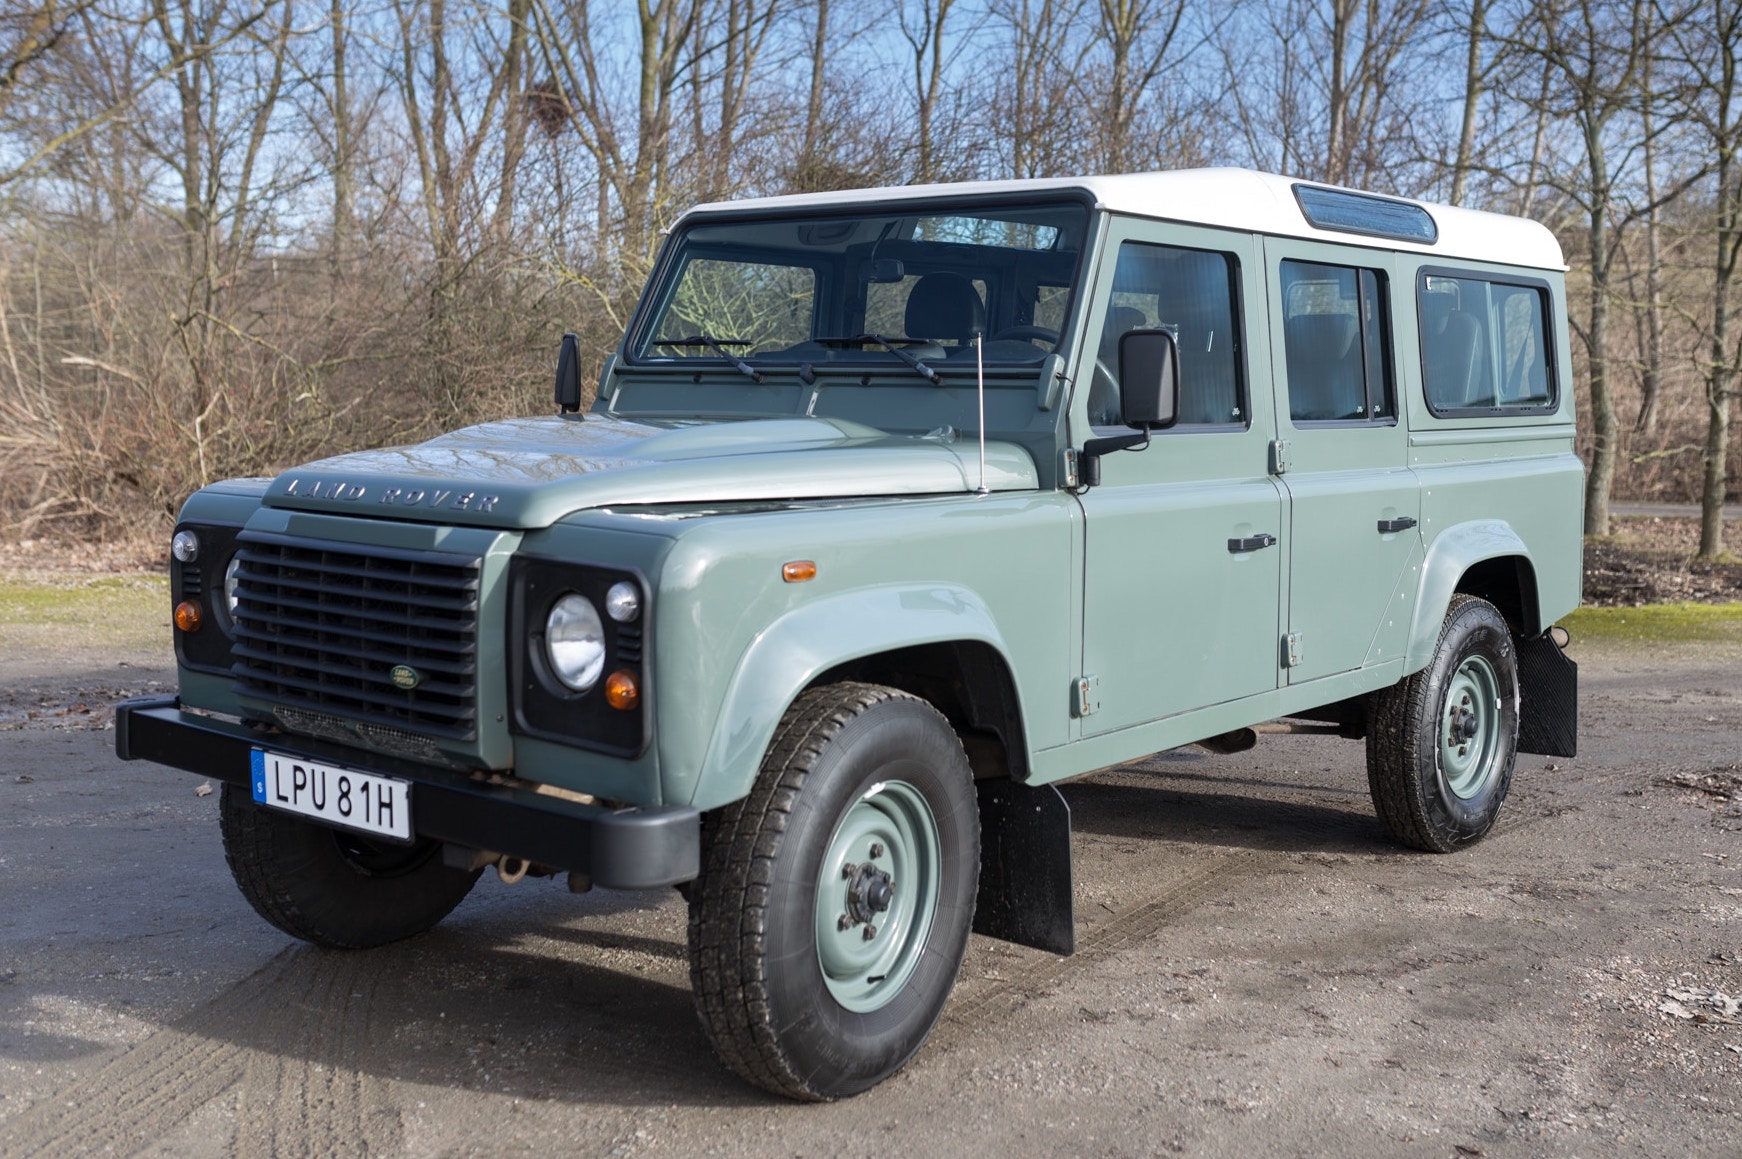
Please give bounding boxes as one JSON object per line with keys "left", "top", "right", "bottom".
{"left": 973, "top": 780, "right": 1075, "bottom": 955}
{"left": 1517, "top": 630, "right": 1578, "bottom": 758}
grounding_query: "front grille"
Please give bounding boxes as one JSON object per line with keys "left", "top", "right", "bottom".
{"left": 231, "top": 532, "right": 482, "bottom": 741}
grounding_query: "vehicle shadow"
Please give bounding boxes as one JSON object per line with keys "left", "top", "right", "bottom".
{"left": 1060, "top": 744, "right": 1399, "bottom": 857}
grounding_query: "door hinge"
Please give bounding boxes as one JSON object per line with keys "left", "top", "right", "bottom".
{"left": 1061, "top": 447, "right": 1081, "bottom": 490}
{"left": 1269, "top": 439, "right": 1290, "bottom": 475}
{"left": 1074, "top": 674, "right": 1100, "bottom": 717}
{"left": 1282, "top": 632, "right": 1303, "bottom": 668}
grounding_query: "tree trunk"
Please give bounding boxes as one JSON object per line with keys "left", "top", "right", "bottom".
{"left": 1450, "top": 0, "right": 1489, "bottom": 205}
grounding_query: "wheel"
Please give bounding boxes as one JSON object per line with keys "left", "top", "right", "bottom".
{"left": 218, "top": 784, "right": 480, "bottom": 948}
{"left": 687, "top": 682, "right": 980, "bottom": 1100}
{"left": 1367, "top": 594, "right": 1520, "bottom": 852}
{"left": 989, "top": 324, "right": 1060, "bottom": 345}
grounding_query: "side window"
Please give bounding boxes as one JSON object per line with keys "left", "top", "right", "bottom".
{"left": 1089, "top": 242, "right": 1243, "bottom": 427}
{"left": 1419, "top": 272, "right": 1555, "bottom": 413}
{"left": 1280, "top": 260, "right": 1393, "bottom": 424}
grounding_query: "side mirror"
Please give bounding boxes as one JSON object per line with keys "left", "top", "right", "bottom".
{"left": 1118, "top": 329, "right": 1179, "bottom": 430}
{"left": 554, "top": 332, "right": 581, "bottom": 414}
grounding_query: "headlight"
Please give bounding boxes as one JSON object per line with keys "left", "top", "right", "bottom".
{"left": 545, "top": 594, "right": 605, "bottom": 692}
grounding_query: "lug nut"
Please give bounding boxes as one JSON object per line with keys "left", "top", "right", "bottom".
{"left": 841, "top": 862, "right": 857, "bottom": 879}
{"left": 869, "top": 842, "right": 884, "bottom": 859}
{"left": 862, "top": 924, "right": 877, "bottom": 941}
{"left": 837, "top": 913, "right": 852, "bottom": 931}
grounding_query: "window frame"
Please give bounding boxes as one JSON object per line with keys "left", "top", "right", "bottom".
{"left": 1415, "top": 264, "right": 1560, "bottom": 419}
{"left": 1278, "top": 259, "right": 1397, "bottom": 428}
{"left": 1089, "top": 239, "right": 1250, "bottom": 434}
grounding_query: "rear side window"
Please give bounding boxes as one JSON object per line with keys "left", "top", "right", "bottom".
{"left": 1280, "top": 260, "right": 1393, "bottom": 423}
{"left": 1418, "top": 271, "right": 1555, "bottom": 415}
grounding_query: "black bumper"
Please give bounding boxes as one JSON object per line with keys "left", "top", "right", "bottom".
{"left": 114, "top": 696, "right": 699, "bottom": 889}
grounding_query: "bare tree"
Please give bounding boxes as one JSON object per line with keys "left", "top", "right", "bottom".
{"left": 1498, "top": 0, "right": 1657, "bottom": 535}
{"left": 1665, "top": 0, "right": 1742, "bottom": 557}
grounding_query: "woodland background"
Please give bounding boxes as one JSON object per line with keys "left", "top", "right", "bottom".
{"left": 0, "top": 0, "right": 1736, "bottom": 555}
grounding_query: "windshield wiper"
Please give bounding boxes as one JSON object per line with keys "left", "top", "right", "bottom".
{"left": 813, "top": 333, "right": 942, "bottom": 385}
{"left": 655, "top": 335, "right": 764, "bottom": 383}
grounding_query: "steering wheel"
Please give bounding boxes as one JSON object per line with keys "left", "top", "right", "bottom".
{"left": 988, "top": 324, "right": 1061, "bottom": 345}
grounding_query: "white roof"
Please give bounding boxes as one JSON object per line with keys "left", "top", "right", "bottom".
{"left": 680, "top": 167, "right": 1566, "bottom": 272}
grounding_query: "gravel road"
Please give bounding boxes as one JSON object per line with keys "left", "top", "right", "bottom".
{"left": 2, "top": 635, "right": 1740, "bottom": 1158}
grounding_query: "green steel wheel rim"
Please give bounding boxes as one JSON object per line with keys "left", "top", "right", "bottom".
{"left": 1442, "top": 653, "right": 1502, "bottom": 800}
{"left": 813, "top": 779, "right": 941, "bottom": 1014}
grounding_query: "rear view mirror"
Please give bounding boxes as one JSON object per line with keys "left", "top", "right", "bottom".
{"left": 1118, "top": 329, "right": 1179, "bottom": 430}
{"left": 859, "top": 258, "right": 905, "bottom": 284}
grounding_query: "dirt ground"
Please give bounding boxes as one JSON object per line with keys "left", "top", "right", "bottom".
{"left": 1, "top": 611, "right": 1740, "bottom": 1156}
{"left": 1583, "top": 517, "right": 1742, "bottom": 607}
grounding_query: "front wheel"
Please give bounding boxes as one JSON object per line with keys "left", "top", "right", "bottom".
{"left": 219, "top": 784, "right": 480, "bottom": 948}
{"left": 1367, "top": 594, "right": 1520, "bottom": 852}
{"left": 687, "top": 683, "right": 979, "bottom": 1100}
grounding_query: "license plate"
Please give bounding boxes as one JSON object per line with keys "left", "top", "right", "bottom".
{"left": 250, "top": 750, "right": 412, "bottom": 842}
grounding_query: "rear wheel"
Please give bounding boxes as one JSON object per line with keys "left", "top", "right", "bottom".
{"left": 1367, "top": 594, "right": 1519, "bottom": 852}
{"left": 219, "top": 784, "right": 480, "bottom": 948}
{"left": 687, "top": 682, "right": 979, "bottom": 1100}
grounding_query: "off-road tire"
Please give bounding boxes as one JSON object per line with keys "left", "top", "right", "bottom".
{"left": 1367, "top": 594, "right": 1520, "bottom": 852}
{"left": 687, "top": 682, "right": 980, "bottom": 1100}
{"left": 219, "top": 784, "right": 481, "bottom": 948}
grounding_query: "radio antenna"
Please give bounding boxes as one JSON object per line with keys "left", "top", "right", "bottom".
{"left": 975, "top": 332, "right": 988, "bottom": 495}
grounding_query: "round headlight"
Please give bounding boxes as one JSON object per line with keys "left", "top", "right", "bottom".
{"left": 223, "top": 555, "right": 242, "bottom": 620}
{"left": 171, "top": 530, "right": 200, "bottom": 563}
{"left": 605, "top": 580, "right": 641, "bottom": 623}
{"left": 545, "top": 594, "right": 605, "bottom": 692}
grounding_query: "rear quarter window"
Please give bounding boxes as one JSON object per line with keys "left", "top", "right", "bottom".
{"left": 1417, "top": 269, "right": 1556, "bottom": 417}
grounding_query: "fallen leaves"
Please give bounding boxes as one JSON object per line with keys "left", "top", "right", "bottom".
{"left": 1657, "top": 987, "right": 1742, "bottom": 1027}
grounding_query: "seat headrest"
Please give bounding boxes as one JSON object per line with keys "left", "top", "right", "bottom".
{"left": 904, "top": 273, "right": 985, "bottom": 344}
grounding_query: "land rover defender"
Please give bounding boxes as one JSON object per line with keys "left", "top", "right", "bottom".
{"left": 117, "top": 168, "right": 1581, "bottom": 1100}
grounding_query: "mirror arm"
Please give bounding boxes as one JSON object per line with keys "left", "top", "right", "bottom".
{"left": 1078, "top": 430, "right": 1151, "bottom": 487}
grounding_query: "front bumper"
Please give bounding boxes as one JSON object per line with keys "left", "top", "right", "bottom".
{"left": 115, "top": 696, "right": 698, "bottom": 889}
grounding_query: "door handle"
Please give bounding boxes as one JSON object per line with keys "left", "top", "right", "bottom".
{"left": 1227, "top": 533, "right": 1277, "bottom": 553}
{"left": 1376, "top": 516, "right": 1418, "bottom": 534}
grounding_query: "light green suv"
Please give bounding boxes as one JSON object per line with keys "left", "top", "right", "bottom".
{"left": 119, "top": 168, "right": 1581, "bottom": 1099}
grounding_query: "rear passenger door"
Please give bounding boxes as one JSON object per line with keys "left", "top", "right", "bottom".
{"left": 1262, "top": 238, "right": 1422, "bottom": 684}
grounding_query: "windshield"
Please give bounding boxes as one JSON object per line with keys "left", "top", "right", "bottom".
{"left": 629, "top": 200, "right": 1089, "bottom": 374}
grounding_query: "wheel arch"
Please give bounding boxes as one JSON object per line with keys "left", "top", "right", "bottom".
{"left": 1406, "top": 520, "right": 1541, "bottom": 672}
{"left": 680, "top": 584, "right": 1030, "bottom": 811}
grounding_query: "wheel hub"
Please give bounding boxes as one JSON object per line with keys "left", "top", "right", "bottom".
{"left": 843, "top": 860, "right": 896, "bottom": 927}
{"left": 1441, "top": 655, "right": 1502, "bottom": 799}
{"left": 813, "top": 779, "right": 942, "bottom": 1013}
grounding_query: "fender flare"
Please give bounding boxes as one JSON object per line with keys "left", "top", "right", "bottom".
{"left": 685, "top": 583, "right": 1021, "bottom": 811}
{"left": 1405, "top": 520, "right": 1534, "bottom": 672}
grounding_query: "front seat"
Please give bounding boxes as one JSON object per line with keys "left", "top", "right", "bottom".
{"left": 904, "top": 272, "right": 985, "bottom": 346}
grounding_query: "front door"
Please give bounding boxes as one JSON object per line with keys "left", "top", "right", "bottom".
{"left": 1076, "top": 220, "right": 1284, "bottom": 737}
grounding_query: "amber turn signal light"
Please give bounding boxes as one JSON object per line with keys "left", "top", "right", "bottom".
{"left": 604, "top": 669, "right": 640, "bottom": 710}
{"left": 781, "top": 560, "right": 817, "bottom": 583}
{"left": 173, "top": 600, "right": 202, "bottom": 633}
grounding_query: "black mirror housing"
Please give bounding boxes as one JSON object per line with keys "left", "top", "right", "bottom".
{"left": 1118, "top": 329, "right": 1180, "bottom": 430}
{"left": 555, "top": 331, "right": 582, "bottom": 414}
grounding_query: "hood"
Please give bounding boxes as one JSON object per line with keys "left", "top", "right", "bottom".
{"left": 261, "top": 414, "right": 1040, "bottom": 529}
